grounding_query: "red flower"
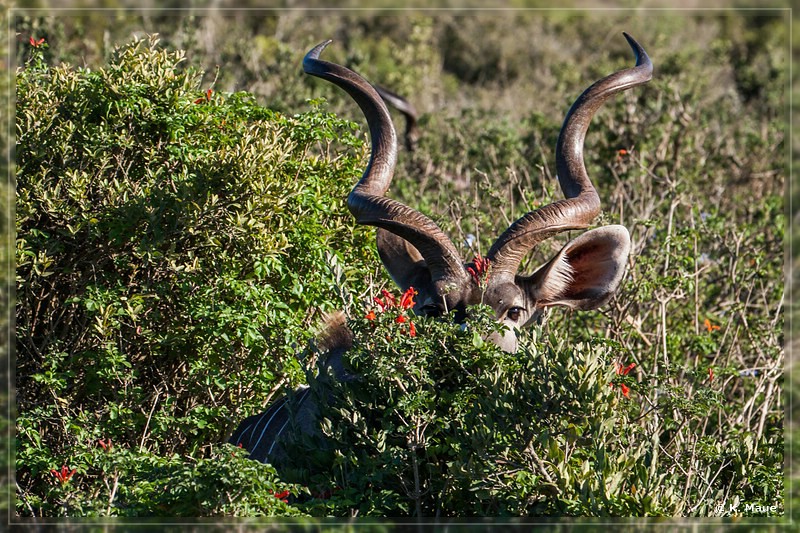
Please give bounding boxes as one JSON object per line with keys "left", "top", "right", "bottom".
{"left": 368, "top": 289, "right": 419, "bottom": 337}
{"left": 29, "top": 36, "right": 45, "bottom": 47}
{"left": 271, "top": 489, "right": 290, "bottom": 503}
{"left": 381, "top": 289, "right": 397, "bottom": 307}
{"left": 616, "top": 362, "right": 636, "bottom": 376}
{"left": 50, "top": 465, "right": 76, "bottom": 485}
{"left": 194, "top": 88, "right": 213, "bottom": 104}
{"left": 400, "top": 287, "right": 418, "bottom": 310}
{"left": 704, "top": 319, "right": 720, "bottom": 333}
{"left": 708, "top": 367, "right": 714, "bottom": 382}
{"left": 610, "top": 361, "right": 635, "bottom": 399}
{"left": 373, "top": 296, "right": 388, "bottom": 312}
{"left": 97, "top": 438, "right": 112, "bottom": 451}
{"left": 231, "top": 442, "right": 244, "bottom": 457}
{"left": 467, "top": 254, "right": 491, "bottom": 286}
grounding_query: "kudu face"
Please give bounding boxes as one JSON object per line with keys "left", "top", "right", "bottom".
{"left": 304, "top": 33, "right": 652, "bottom": 352}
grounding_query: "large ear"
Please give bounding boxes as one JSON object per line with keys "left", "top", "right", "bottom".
{"left": 520, "top": 225, "right": 631, "bottom": 311}
{"left": 376, "top": 228, "right": 433, "bottom": 292}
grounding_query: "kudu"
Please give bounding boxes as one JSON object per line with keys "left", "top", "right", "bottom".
{"left": 229, "top": 33, "right": 652, "bottom": 465}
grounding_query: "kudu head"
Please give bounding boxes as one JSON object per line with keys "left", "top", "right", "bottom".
{"left": 304, "top": 33, "right": 652, "bottom": 352}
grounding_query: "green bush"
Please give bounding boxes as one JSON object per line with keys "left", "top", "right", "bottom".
{"left": 280, "top": 298, "right": 647, "bottom": 516}
{"left": 266, "top": 286, "right": 781, "bottom": 517}
{"left": 15, "top": 35, "right": 377, "bottom": 516}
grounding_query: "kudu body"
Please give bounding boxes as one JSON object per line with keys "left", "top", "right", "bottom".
{"left": 230, "top": 34, "right": 652, "bottom": 465}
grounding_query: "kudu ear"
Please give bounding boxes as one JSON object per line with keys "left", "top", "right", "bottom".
{"left": 376, "top": 228, "right": 433, "bottom": 292}
{"left": 522, "top": 225, "right": 631, "bottom": 311}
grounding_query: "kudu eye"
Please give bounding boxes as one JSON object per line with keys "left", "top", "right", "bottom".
{"left": 506, "top": 307, "right": 525, "bottom": 322}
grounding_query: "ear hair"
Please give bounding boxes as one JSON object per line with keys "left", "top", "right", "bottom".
{"left": 533, "top": 251, "right": 576, "bottom": 305}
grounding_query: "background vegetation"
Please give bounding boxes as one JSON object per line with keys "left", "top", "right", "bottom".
{"left": 10, "top": 3, "right": 788, "bottom": 522}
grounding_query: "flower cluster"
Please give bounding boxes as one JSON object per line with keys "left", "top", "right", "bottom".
{"left": 610, "top": 361, "right": 636, "bottom": 398}
{"left": 467, "top": 254, "right": 491, "bottom": 288}
{"left": 50, "top": 465, "right": 76, "bottom": 485}
{"left": 29, "top": 36, "right": 46, "bottom": 48}
{"left": 616, "top": 362, "right": 636, "bottom": 376}
{"left": 366, "top": 287, "right": 418, "bottom": 337}
{"left": 269, "top": 488, "right": 290, "bottom": 503}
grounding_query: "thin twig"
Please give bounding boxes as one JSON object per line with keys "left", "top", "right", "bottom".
{"left": 106, "top": 472, "right": 119, "bottom": 515}
{"left": 139, "top": 388, "right": 162, "bottom": 453}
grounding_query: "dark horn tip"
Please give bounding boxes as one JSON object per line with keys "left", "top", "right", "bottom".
{"left": 304, "top": 39, "right": 334, "bottom": 65}
{"left": 621, "top": 32, "right": 653, "bottom": 75}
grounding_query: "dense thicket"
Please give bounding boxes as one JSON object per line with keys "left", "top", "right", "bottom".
{"left": 13, "top": 10, "right": 786, "bottom": 518}
{"left": 15, "top": 35, "right": 378, "bottom": 515}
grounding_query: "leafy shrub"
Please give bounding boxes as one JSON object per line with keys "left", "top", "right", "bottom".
{"left": 15, "top": 35, "right": 377, "bottom": 516}
{"left": 279, "top": 297, "right": 641, "bottom": 516}
{"left": 264, "top": 285, "right": 781, "bottom": 517}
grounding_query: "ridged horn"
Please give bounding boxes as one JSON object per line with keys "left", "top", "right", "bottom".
{"left": 487, "top": 33, "right": 652, "bottom": 277}
{"left": 304, "top": 41, "right": 467, "bottom": 286}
